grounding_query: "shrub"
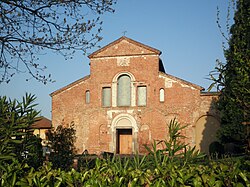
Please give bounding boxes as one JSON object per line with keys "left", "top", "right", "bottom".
{"left": 0, "top": 93, "right": 43, "bottom": 169}
{"left": 48, "top": 124, "right": 76, "bottom": 170}
{"left": 1, "top": 118, "right": 250, "bottom": 186}
{"left": 209, "top": 141, "right": 224, "bottom": 158}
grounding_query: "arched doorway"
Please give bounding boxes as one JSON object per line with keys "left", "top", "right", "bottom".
{"left": 111, "top": 114, "right": 138, "bottom": 154}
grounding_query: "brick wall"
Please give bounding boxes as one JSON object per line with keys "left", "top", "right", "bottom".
{"left": 51, "top": 37, "right": 219, "bottom": 155}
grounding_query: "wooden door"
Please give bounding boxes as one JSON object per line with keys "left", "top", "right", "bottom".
{"left": 117, "top": 129, "right": 132, "bottom": 154}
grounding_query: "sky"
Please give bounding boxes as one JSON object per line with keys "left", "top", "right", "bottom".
{"left": 0, "top": 0, "right": 234, "bottom": 119}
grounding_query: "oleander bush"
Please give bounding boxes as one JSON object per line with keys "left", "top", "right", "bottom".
{"left": 0, "top": 94, "right": 43, "bottom": 170}
{"left": 2, "top": 154, "right": 248, "bottom": 187}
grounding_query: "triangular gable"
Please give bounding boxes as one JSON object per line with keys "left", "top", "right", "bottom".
{"left": 88, "top": 36, "right": 161, "bottom": 58}
{"left": 159, "top": 72, "right": 204, "bottom": 91}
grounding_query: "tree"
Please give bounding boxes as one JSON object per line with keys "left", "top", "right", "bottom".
{"left": 48, "top": 124, "right": 76, "bottom": 170}
{"left": 0, "top": 0, "right": 116, "bottom": 84}
{"left": 0, "top": 93, "right": 43, "bottom": 168}
{"left": 20, "top": 134, "right": 43, "bottom": 169}
{"left": 210, "top": 0, "right": 250, "bottom": 147}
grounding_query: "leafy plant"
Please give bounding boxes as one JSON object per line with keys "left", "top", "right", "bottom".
{"left": 145, "top": 118, "right": 205, "bottom": 167}
{"left": 209, "top": 0, "right": 249, "bottom": 149}
{"left": 1, "top": 116, "right": 249, "bottom": 186}
{"left": 77, "top": 154, "right": 97, "bottom": 171}
{"left": 0, "top": 160, "right": 30, "bottom": 187}
{"left": 21, "top": 134, "right": 43, "bottom": 169}
{"left": 48, "top": 124, "right": 76, "bottom": 170}
{"left": 0, "top": 93, "right": 43, "bottom": 168}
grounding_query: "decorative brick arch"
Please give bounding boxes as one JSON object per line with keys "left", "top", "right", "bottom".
{"left": 112, "top": 72, "right": 136, "bottom": 82}
{"left": 111, "top": 113, "right": 138, "bottom": 132}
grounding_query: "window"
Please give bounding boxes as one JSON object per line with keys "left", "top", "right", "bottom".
{"left": 160, "top": 88, "right": 164, "bottom": 102}
{"left": 137, "top": 86, "right": 147, "bottom": 106}
{"left": 102, "top": 87, "right": 111, "bottom": 107}
{"left": 117, "top": 75, "right": 131, "bottom": 106}
{"left": 85, "top": 90, "right": 90, "bottom": 104}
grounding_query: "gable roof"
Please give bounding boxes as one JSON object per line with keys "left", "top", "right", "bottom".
{"left": 31, "top": 116, "right": 52, "bottom": 129}
{"left": 88, "top": 36, "right": 161, "bottom": 58}
{"left": 159, "top": 72, "right": 205, "bottom": 91}
{"left": 50, "top": 75, "right": 90, "bottom": 97}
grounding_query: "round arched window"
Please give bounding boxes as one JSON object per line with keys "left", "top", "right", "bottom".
{"left": 117, "top": 75, "right": 131, "bottom": 106}
{"left": 160, "top": 88, "right": 164, "bottom": 102}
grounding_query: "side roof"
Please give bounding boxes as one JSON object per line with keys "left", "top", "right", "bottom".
{"left": 88, "top": 36, "right": 162, "bottom": 58}
{"left": 31, "top": 116, "right": 52, "bottom": 129}
{"left": 159, "top": 71, "right": 205, "bottom": 91}
{"left": 50, "top": 75, "right": 90, "bottom": 97}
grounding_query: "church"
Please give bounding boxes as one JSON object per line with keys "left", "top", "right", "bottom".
{"left": 50, "top": 37, "right": 220, "bottom": 155}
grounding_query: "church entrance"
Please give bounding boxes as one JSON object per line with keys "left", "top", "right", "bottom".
{"left": 116, "top": 129, "right": 132, "bottom": 154}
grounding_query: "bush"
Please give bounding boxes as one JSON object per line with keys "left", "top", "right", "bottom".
{"left": 209, "top": 141, "right": 224, "bottom": 158}
{"left": 77, "top": 154, "right": 98, "bottom": 171}
{"left": 1, "top": 118, "right": 249, "bottom": 186}
{"left": 0, "top": 93, "right": 43, "bottom": 169}
{"left": 48, "top": 124, "right": 76, "bottom": 170}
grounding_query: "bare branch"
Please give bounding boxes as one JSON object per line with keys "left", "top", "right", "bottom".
{"left": 0, "top": 0, "right": 116, "bottom": 83}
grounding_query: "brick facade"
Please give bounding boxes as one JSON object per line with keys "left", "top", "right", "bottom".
{"left": 51, "top": 37, "right": 220, "bottom": 155}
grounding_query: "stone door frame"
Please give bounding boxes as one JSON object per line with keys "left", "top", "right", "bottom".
{"left": 110, "top": 113, "right": 138, "bottom": 154}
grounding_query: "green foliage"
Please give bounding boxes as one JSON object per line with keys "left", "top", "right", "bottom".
{"left": 0, "top": 93, "right": 43, "bottom": 168}
{"left": 0, "top": 160, "right": 30, "bottom": 187}
{"left": 77, "top": 154, "right": 97, "bottom": 171}
{"left": 145, "top": 119, "right": 205, "bottom": 166}
{"left": 21, "top": 134, "right": 43, "bottom": 169}
{"left": 48, "top": 124, "right": 76, "bottom": 170}
{"left": 1, "top": 156, "right": 248, "bottom": 187}
{"left": 1, "top": 119, "right": 250, "bottom": 186}
{"left": 209, "top": 141, "right": 225, "bottom": 158}
{"left": 209, "top": 0, "right": 250, "bottom": 147}
{"left": 217, "top": 0, "right": 250, "bottom": 146}
{"left": 208, "top": 59, "right": 226, "bottom": 91}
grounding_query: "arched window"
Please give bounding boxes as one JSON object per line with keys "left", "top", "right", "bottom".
{"left": 85, "top": 90, "right": 90, "bottom": 104}
{"left": 160, "top": 88, "right": 164, "bottom": 102}
{"left": 117, "top": 75, "right": 131, "bottom": 106}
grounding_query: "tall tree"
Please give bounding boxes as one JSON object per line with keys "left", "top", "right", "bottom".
{"left": 0, "top": 0, "right": 116, "bottom": 84}
{"left": 211, "top": 0, "right": 250, "bottom": 147}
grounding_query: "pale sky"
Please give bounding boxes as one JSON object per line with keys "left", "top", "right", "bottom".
{"left": 0, "top": 1, "right": 233, "bottom": 119}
